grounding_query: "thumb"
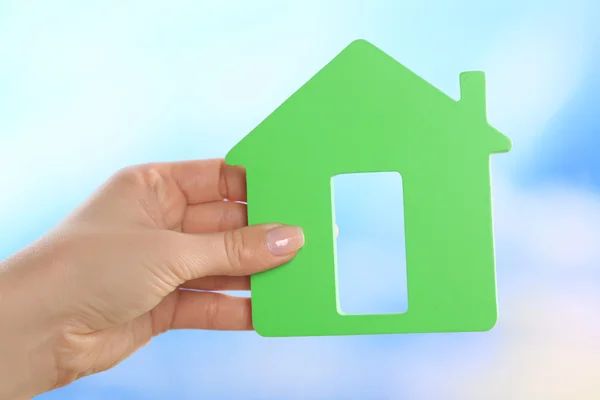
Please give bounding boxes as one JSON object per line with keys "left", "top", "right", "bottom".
{"left": 174, "top": 224, "right": 305, "bottom": 279}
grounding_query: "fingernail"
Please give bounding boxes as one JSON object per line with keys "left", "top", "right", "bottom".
{"left": 266, "top": 226, "right": 305, "bottom": 256}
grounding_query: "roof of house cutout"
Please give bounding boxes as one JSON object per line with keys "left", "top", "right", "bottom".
{"left": 226, "top": 39, "right": 512, "bottom": 337}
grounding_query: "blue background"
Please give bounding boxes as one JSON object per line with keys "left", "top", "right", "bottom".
{"left": 1, "top": 0, "right": 600, "bottom": 398}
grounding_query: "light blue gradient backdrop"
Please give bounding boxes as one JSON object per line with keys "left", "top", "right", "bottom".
{"left": 2, "top": 1, "right": 600, "bottom": 399}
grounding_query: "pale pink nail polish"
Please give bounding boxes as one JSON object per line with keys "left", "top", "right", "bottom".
{"left": 266, "top": 226, "right": 305, "bottom": 256}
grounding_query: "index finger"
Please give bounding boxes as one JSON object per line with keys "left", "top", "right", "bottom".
{"left": 171, "top": 158, "right": 247, "bottom": 204}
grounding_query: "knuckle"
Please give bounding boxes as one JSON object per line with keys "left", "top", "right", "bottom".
{"left": 111, "top": 165, "right": 145, "bottom": 187}
{"left": 52, "top": 325, "right": 97, "bottom": 389}
{"left": 219, "top": 203, "right": 246, "bottom": 231}
{"left": 160, "top": 232, "right": 195, "bottom": 283}
{"left": 218, "top": 160, "right": 229, "bottom": 200}
{"left": 112, "top": 164, "right": 160, "bottom": 189}
{"left": 223, "top": 229, "right": 247, "bottom": 272}
{"left": 240, "top": 300, "right": 252, "bottom": 329}
{"left": 236, "top": 204, "right": 249, "bottom": 225}
{"left": 204, "top": 293, "right": 221, "bottom": 330}
{"left": 217, "top": 205, "right": 234, "bottom": 232}
{"left": 110, "top": 164, "right": 176, "bottom": 228}
{"left": 108, "top": 169, "right": 146, "bottom": 202}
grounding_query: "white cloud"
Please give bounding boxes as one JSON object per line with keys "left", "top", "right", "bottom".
{"left": 213, "top": 336, "right": 359, "bottom": 399}
{"left": 481, "top": 2, "right": 595, "bottom": 153}
{"left": 443, "top": 284, "right": 600, "bottom": 400}
{"left": 493, "top": 178, "right": 600, "bottom": 273}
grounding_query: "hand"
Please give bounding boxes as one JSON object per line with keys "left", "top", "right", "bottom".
{"left": 0, "top": 159, "right": 305, "bottom": 399}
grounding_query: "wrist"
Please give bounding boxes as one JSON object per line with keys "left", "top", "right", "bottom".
{"left": 0, "top": 253, "right": 63, "bottom": 399}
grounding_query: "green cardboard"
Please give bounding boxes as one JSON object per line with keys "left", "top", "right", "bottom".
{"left": 225, "top": 39, "right": 511, "bottom": 337}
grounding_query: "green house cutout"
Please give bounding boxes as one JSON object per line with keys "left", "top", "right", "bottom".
{"left": 226, "top": 39, "right": 511, "bottom": 337}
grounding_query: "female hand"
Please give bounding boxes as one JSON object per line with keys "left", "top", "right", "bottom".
{"left": 0, "top": 159, "right": 304, "bottom": 400}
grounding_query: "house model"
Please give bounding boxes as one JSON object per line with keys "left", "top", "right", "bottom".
{"left": 226, "top": 39, "right": 511, "bottom": 337}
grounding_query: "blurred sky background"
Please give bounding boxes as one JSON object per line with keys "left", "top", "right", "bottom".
{"left": 2, "top": 0, "right": 600, "bottom": 399}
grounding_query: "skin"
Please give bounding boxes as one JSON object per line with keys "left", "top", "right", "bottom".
{"left": 0, "top": 159, "right": 306, "bottom": 400}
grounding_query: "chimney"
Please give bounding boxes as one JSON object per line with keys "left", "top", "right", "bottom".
{"left": 459, "top": 71, "right": 487, "bottom": 119}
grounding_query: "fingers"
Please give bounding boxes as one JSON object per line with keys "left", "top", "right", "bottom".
{"left": 179, "top": 222, "right": 334, "bottom": 288}
{"left": 208, "top": 224, "right": 305, "bottom": 276}
{"left": 182, "top": 201, "right": 247, "bottom": 233}
{"left": 171, "top": 159, "right": 247, "bottom": 204}
{"left": 181, "top": 276, "right": 250, "bottom": 291}
{"left": 171, "top": 224, "right": 304, "bottom": 280}
{"left": 170, "top": 291, "right": 253, "bottom": 330}
{"left": 181, "top": 201, "right": 334, "bottom": 236}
